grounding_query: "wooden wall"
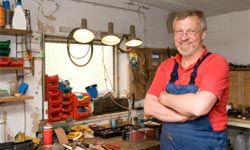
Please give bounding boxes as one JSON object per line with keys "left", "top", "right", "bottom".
{"left": 229, "top": 70, "right": 250, "bottom": 109}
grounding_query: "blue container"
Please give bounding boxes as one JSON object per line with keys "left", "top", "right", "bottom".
{"left": 85, "top": 84, "right": 98, "bottom": 99}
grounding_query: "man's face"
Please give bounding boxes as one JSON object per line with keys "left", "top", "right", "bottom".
{"left": 173, "top": 16, "right": 206, "bottom": 57}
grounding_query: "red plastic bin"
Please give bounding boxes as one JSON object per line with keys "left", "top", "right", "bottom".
{"left": 61, "top": 112, "right": 72, "bottom": 120}
{"left": 62, "top": 98, "right": 72, "bottom": 106}
{"left": 48, "top": 113, "right": 61, "bottom": 122}
{"left": 46, "top": 75, "right": 59, "bottom": 84}
{"left": 48, "top": 90, "right": 61, "bottom": 98}
{"left": 48, "top": 98, "right": 61, "bottom": 105}
{"left": 48, "top": 104, "right": 62, "bottom": 113}
{"left": 72, "top": 106, "right": 91, "bottom": 119}
{"left": 47, "top": 84, "right": 59, "bottom": 91}
{"left": 0, "top": 57, "right": 10, "bottom": 67}
{"left": 62, "top": 105, "right": 71, "bottom": 113}
{"left": 9, "top": 58, "right": 24, "bottom": 67}
{"left": 62, "top": 92, "right": 73, "bottom": 99}
{"left": 72, "top": 93, "right": 91, "bottom": 107}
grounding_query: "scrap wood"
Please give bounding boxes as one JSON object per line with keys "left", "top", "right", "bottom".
{"left": 101, "top": 143, "right": 121, "bottom": 150}
{"left": 93, "top": 139, "right": 121, "bottom": 150}
{"left": 54, "top": 127, "right": 69, "bottom": 144}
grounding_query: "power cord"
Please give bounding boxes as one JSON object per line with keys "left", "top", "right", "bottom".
{"left": 66, "top": 28, "right": 94, "bottom": 67}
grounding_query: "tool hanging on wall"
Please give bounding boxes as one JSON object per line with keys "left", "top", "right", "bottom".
{"left": 66, "top": 34, "right": 94, "bottom": 67}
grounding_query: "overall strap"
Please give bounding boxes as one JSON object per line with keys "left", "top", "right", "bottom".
{"left": 169, "top": 62, "right": 179, "bottom": 83}
{"left": 189, "top": 52, "right": 212, "bottom": 85}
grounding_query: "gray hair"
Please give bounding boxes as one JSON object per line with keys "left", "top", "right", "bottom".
{"left": 173, "top": 9, "right": 207, "bottom": 31}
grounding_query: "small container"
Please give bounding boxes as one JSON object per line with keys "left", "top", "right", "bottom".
{"left": 0, "top": 6, "right": 5, "bottom": 27}
{"left": 234, "top": 132, "right": 247, "bottom": 150}
{"left": 0, "top": 118, "right": 6, "bottom": 143}
{"left": 85, "top": 84, "right": 98, "bottom": 99}
{"left": 110, "top": 118, "right": 118, "bottom": 128}
{"left": 8, "top": 79, "right": 18, "bottom": 96}
{"left": 43, "top": 124, "right": 52, "bottom": 147}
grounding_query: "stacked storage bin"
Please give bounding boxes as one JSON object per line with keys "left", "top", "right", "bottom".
{"left": 59, "top": 81, "right": 73, "bottom": 120}
{"left": 45, "top": 75, "right": 62, "bottom": 122}
{"left": 72, "top": 93, "right": 91, "bottom": 119}
{"left": 61, "top": 92, "right": 73, "bottom": 120}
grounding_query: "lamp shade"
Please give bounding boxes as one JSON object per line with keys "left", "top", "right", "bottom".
{"left": 125, "top": 37, "right": 142, "bottom": 47}
{"left": 101, "top": 22, "right": 121, "bottom": 46}
{"left": 73, "top": 19, "right": 95, "bottom": 43}
{"left": 101, "top": 35, "right": 120, "bottom": 46}
{"left": 125, "top": 25, "right": 142, "bottom": 47}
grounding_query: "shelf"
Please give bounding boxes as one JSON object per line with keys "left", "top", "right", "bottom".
{"left": 227, "top": 117, "right": 250, "bottom": 129}
{"left": 230, "top": 68, "right": 250, "bottom": 71}
{"left": 0, "top": 95, "right": 33, "bottom": 103}
{"left": 0, "top": 28, "right": 32, "bottom": 36}
{"left": 0, "top": 66, "right": 33, "bottom": 71}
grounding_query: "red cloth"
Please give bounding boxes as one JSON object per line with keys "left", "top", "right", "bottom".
{"left": 147, "top": 48, "right": 229, "bottom": 131}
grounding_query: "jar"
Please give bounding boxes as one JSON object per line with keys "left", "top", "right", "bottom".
{"left": 8, "top": 80, "right": 18, "bottom": 96}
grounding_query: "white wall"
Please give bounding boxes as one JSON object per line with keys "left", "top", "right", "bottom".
{"left": 0, "top": 0, "right": 170, "bottom": 139}
{"left": 205, "top": 10, "right": 250, "bottom": 64}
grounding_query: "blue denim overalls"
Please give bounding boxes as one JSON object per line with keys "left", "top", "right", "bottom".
{"left": 160, "top": 53, "right": 227, "bottom": 150}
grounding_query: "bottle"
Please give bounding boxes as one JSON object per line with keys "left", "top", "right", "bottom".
{"left": 247, "top": 134, "right": 250, "bottom": 150}
{"left": 0, "top": 5, "right": 5, "bottom": 27}
{"left": 0, "top": 118, "right": 6, "bottom": 143}
{"left": 2, "top": 0, "right": 10, "bottom": 10}
{"left": 12, "top": 0, "right": 27, "bottom": 30}
{"left": 2, "top": 0, "right": 12, "bottom": 29}
{"left": 234, "top": 132, "right": 247, "bottom": 150}
{"left": 43, "top": 123, "right": 52, "bottom": 147}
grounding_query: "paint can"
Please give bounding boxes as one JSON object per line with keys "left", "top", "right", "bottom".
{"left": 0, "top": 118, "right": 6, "bottom": 143}
{"left": 43, "top": 124, "right": 52, "bottom": 147}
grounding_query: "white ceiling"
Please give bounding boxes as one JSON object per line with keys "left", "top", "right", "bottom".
{"left": 129, "top": 0, "right": 250, "bottom": 17}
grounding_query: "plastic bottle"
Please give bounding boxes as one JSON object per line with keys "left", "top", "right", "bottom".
{"left": 43, "top": 123, "right": 52, "bottom": 147}
{"left": 2, "top": 0, "right": 12, "bottom": 29}
{"left": 0, "top": 118, "right": 6, "bottom": 143}
{"left": 0, "top": 5, "right": 5, "bottom": 27}
{"left": 12, "top": 0, "right": 27, "bottom": 30}
{"left": 234, "top": 132, "right": 247, "bottom": 150}
{"left": 247, "top": 134, "right": 250, "bottom": 150}
{"left": 2, "top": 0, "right": 10, "bottom": 9}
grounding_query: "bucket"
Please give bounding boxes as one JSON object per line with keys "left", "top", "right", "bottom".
{"left": 0, "top": 119, "right": 6, "bottom": 143}
{"left": 85, "top": 84, "right": 98, "bottom": 99}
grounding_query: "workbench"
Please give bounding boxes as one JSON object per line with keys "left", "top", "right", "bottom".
{"left": 36, "top": 136, "right": 160, "bottom": 150}
{"left": 84, "top": 136, "right": 160, "bottom": 150}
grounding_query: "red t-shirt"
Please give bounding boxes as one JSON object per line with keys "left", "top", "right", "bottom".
{"left": 147, "top": 48, "right": 229, "bottom": 131}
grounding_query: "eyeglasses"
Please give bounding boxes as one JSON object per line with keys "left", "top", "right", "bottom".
{"left": 174, "top": 29, "right": 201, "bottom": 37}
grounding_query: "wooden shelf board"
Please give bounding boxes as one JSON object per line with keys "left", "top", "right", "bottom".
{"left": 0, "top": 95, "right": 33, "bottom": 103}
{"left": 0, "top": 28, "right": 32, "bottom": 36}
{"left": 227, "top": 117, "right": 250, "bottom": 129}
{"left": 230, "top": 68, "right": 250, "bottom": 71}
{"left": 0, "top": 66, "right": 33, "bottom": 71}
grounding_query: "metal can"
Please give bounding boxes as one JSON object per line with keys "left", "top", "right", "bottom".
{"left": 43, "top": 124, "right": 52, "bottom": 147}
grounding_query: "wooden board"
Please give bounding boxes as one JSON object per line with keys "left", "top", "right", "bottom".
{"left": 229, "top": 70, "right": 250, "bottom": 108}
{"left": 0, "top": 96, "right": 33, "bottom": 103}
{"left": 228, "top": 117, "right": 250, "bottom": 124}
